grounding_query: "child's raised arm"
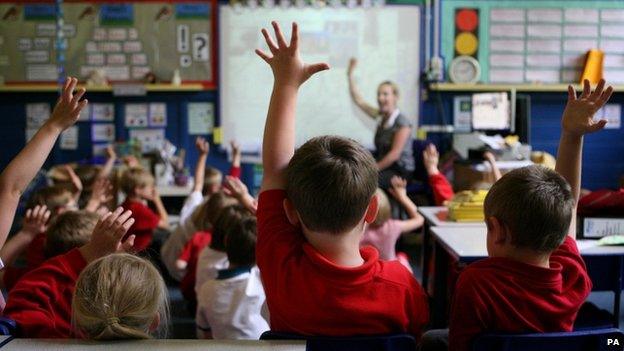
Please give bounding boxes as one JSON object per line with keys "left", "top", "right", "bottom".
{"left": 483, "top": 151, "right": 502, "bottom": 182}
{"left": 0, "top": 77, "right": 87, "bottom": 249}
{"left": 256, "top": 22, "right": 329, "bottom": 191}
{"left": 388, "top": 176, "right": 424, "bottom": 233}
{"left": 193, "top": 137, "right": 210, "bottom": 193}
{"left": 556, "top": 79, "right": 613, "bottom": 238}
{"left": 98, "top": 145, "right": 117, "bottom": 179}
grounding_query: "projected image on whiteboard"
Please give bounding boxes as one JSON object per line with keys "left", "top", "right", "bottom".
{"left": 219, "top": 7, "right": 420, "bottom": 153}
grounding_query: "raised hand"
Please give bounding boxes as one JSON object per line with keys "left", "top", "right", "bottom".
{"left": 255, "top": 21, "right": 329, "bottom": 88}
{"left": 105, "top": 145, "right": 117, "bottom": 160}
{"left": 79, "top": 207, "right": 135, "bottom": 262}
{"left": 85, "top": 178, "right": 113, "bottom": 212}
{"left": 195, "top": 136, "right": 209, "bottom": 156}
{"left": 388, "top": 176, "right": 408, "bottom": 200}
{"left": 422, "top": 144, "right": 440, "bottom": 176}
{"left": 223, "top": 175, "right": 249, "bottom": 199}
{"left": 22, "top": 205, "right": 51, "bottom": 238}
{"left": 231, "top": 140, "right": 241, "bottom": 158}
{"left": 64, "top": 165, "right": 84, "bottom": 194}
{"left": 347, "top": 57, "right": 357, "bottom": 77}
{"left": 562, "top": 79, "right": 614, "bottom": 137}
{"left": 48, "top": 77, "right": 88, "bottom": 131}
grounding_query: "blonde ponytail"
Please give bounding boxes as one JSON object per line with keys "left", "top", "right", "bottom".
{"left": 72, "top": 253, "right": 169, "bottom": 340}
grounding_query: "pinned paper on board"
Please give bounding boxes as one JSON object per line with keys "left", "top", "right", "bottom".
{"left": 124, "top": 103, "right": 149, "bottom": 127}
{"left": 471, "top": 92, "right": 510, "bottom": 130}
{"left": 129, "top": 129, "right": 165, "bottom": 152}
{"left": 92, "top": 123, "right": 116, "bottom": 142}
{"left": 78, "top": 105, "right": 90, "bottom": 121}
{"left": 60, "top": 126, "right": 79, "bottom": 150}
{"left": 188, "top": 102, "right": 214, "bottom": 135}
{"left": 149, "top": 103, "right": 167, "bottom": 127}
{"left": 596, "top": 103, "right": 621, "bottom": 129}
{"left": 92, "top": 103, "right": 115, "bottom": 121}
{"left": 26, "top": 102, "right": 50, "bottom": 129}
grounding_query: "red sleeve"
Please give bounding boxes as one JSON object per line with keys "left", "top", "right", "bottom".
{"left": 229, "top": 166, "right": 241, "bottom": 179}
{"left": 178, "top": 236, "right": 195, "bottom": 262}
{"left": 429, "top": 173, "right": 454, "bottom": 206}
{"left": 551, "top": 236, "right": 593, "bottom": 294}
{"left": 256, "top": 190, "right": 303, "bottom": 290}
{"left": 449, "top": 271, "right": 490, "bottom": 351}
{"left": 127, "top": 202, "right": 160, "bottom": 231}
{"left": 406, "top": 278, "right": 429, "bottom": 341}
{"left": 4, "top": 249, "right": 87, "bottom": 338}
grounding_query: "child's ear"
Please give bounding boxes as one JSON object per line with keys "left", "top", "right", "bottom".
{"left": 364, "top": 194, "right": 379, "bottom": 224}
{"left": 486, "top": 216, "right": 508, "bottom": 245}
{"left": 282, "top": 198, "right": 300, "bottom": 226}
{"left": 149, "top": 313, "right": 160, "bottom": 332}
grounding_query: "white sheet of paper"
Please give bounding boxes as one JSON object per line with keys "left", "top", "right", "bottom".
{"left": 605, "top": 55, "right": 624, "bottom": 68}
{"left": 563, "top": 39, "right": 598, "bottom": 53}
{"left": 527, "top": 9, "right": 562, "bottom": 23}
{"left": 129, "top": 129, "right": 165, "bottom": 152}
{"left": 490, "top": 39, "right": 524, "bottom": 53}
{"left": 489, "top": 54, "right": 523, "bottom": 67}
{"left": 188, "top": 102, "right": 214, "bottom": 135}
{"left": 489, "top": 24, "right": 525, "bottom": 38}
{"left": 78, "top": 105, "right": 91, "bottom": 121}
{"left": 489, "top": 69, "right": 524, "bottom": 83}
{"left": 149, "top": 103, "right": 167, "bottom": 127}
{"left": 601, "top": 25, "right": 624, "bottom": 39}
{"left": 601, "top": 40, "right": 624, "bottom": 54}
{"left": 60, "top": 126, "right": 78, "bottom": 150}
{"left": 565, "top": 9, "right": 598, "bottom": 23}
{"left": 125, "top": 104, "right": 149, "bottom": 127}
{"left": 595, "top": 104, "right": 621, "bottom": 129}
{"left": 526, "top": 54, "right": 561, "bottom": 67}
{"left": 92, "top": 103, "right": 115, "bottom": 121}
{"left": 601, "top": 9, "right": 624, "bottom": 22}
{"left": 92, "top": 144, "right": 108, "bottom": 156}
{"left": 490, "top": 9, "right": 524, "bottom": 22}
{"left": 527, "top": 39, "right": 561, "bottom": 53}
{"left": 26, "top": 103, "right": 50, "bottom": 128}
{"left": 472, "top": 93, "right": 510, "bottom": 130}
{"left": 526, "top": 69, "right": 560, "bottom": 83}
{"left": 26, "top": 64, "right": 57, "bottom": 81}
{"left": 92, "top": 123, "right": 116, "bottom": 142}
{"left": 527, "top": 24, "right": 562, "bottom": 38}
{"left": 564, "top": 25, "right": 598, "bottom": 38}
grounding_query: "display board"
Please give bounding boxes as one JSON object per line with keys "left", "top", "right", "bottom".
{"left": 0, "top": 1, "right": 216, "bottom": 87}
{"left": 219, "top": 6, "right": 421, "bottom": 152}
{"left": 442, "top": 1, "right": 624, "bottom": 84}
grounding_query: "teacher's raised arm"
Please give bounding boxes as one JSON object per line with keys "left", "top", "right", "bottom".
{"left": 347, "top": 57, "right": 415, "bottom": 189}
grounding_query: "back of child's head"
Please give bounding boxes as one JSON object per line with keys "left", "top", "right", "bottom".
{"left": 191, "top": 191, "right": 238, "bottom": 231}
{"left": 484, "top": 165, "right": 574, "bottom": 253}
{"left": 372, "top": 189, "right": 391, "bottom": 228}
{"left": 202, "top": 167, "right": 223, "bottom": 195}
{"left": 285, "top": 135, "right": 378, "bottom": 234}
{"left": 72, "top": 253, "right": 169, "bottom": 340}
{"left": 211, "top": 204, "right": 248, "bottom": 252}
{"left": 45, "top": 210, "right": 98, "bottom": 258}
{"left": 225, "top": 215, "right": 257, "bottom": 267}
{"left": 120, "top": 167, "right": 154, "bottom": 196}
{"left": 74, "top": 165, "right": 100, "bottom": 189}
{"left": 27, "top": 185, "right": 75, "bottom": 216}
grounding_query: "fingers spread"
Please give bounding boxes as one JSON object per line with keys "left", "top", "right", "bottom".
{"left": 255, "top": 49, "right": 271, "bottom": 63}
{"left": 261, "top": 28, "right": 278, "bottom": 53}
{"left": 272, "top": 21, "right": 288, "bottom": 48}
{"left": 567, "top": 85, "right": 577, "bottom": 101}
{"left": 290, "top": 22, "right": 299, "bottom": 49}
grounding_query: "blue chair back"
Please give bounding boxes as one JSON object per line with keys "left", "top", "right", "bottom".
{"left": 0, "top": 317, "right": 17, "bottom": 336}
{"left": 472, "top": 328, "right": 624, "bottom": 351}
{"left": 260, "top": 331, "right": 417, "bottom": 351}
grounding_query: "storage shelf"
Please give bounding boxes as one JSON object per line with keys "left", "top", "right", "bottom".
{"left": 0, "top": 83, "right": 210, "bottom": 93}
{"left": 428, "top": 82, "right": 624, "bottom": 93}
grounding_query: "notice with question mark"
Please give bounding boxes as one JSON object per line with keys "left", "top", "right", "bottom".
{"left": 192, "top": 33, "right": 209, "bottom": 62}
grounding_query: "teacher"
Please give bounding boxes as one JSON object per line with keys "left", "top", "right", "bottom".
{"left": 347, "top": 58, "right": 415, "bottom": 189}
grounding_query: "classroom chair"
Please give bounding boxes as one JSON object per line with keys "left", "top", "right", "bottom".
{"left": 0, "top": 317, "right": 17, "bottom": 336}
{"left": 260, "top": 331, "right": 417, "bottom": 351}
{"left": 471, "top": 328, "right": 624, "bottom": 351}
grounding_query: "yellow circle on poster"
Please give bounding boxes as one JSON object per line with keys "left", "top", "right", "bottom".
{"left": 455, "top": 32, "right": 478, "bottom": 56}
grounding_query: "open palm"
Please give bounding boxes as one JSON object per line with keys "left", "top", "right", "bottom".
{"left": 562, "top": 79, "right": 613, "bottom": 136}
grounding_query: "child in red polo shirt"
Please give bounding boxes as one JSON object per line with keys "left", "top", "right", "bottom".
{"left": 254, "top": 22, "right": 428, "bottom": 339}
{"left": 3, "top": 207, "right": 136, "bottom": 338}
{"left": 120, "top": 168, "right": 169, "bottom": 252}
{"left": 422, "top": 80, "right": 612, "bottom": 351}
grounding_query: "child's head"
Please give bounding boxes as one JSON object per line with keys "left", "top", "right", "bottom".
{"left": 377, "top": 81, "right": 400, "bottom": 115}
{"left": 27, "top": 185, "right": 77, "bottom": 216}
{"left": 225, "top": 215, "right": 257, "bottom": 267}
{"left": 45, "top": 210, "right": 98, "bottom": 258}
{"left": 72, "top": 253, "right": 169, "bottom": 340}
{"left": 372, "top": 189, "right": 391, "bottom": 228}
{"left": 120, "top": 167, "right": 154, "bottom": 198}
{"left": 191, "top": 191, "right": 238, "bottom": 231}
{"left": 202, "top": 167, "right": 223, "bottom": 196}
{"left": 211, "top": 204, "right": 248, "bottom": 252}
{"left": 285, "top": 136, "right": 378, "bottom": 235}
{"left": 483, "top": 165, "right": 574, "bottom": 257}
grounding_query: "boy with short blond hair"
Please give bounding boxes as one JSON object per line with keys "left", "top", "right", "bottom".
{"left": 44, "top": 210, "right": 98, "bottom": 258}
{"left": 446, "top": 79, "right": 613, "bottom": 351}
{"left": 120, "top": 167, "right": 168, "bottom": 252}
{"left": 254, "top": 21, "right": 428, "bottom": 338}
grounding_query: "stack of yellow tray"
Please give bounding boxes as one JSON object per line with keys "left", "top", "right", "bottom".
{"left": 447, "top": 190, "right": 488, "bottom": 222}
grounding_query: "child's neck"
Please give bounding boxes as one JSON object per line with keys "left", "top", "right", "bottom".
{"left": 303, "top": 224, "right": 365, "bottom": 267}
{"left": 127, "top": 195, "right": 145, "bottom": 203}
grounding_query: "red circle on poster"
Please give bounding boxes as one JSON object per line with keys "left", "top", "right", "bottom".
{"left": 456, "top": 9, "right": 478, "bottom": 32}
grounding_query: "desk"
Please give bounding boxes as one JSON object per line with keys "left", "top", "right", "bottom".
{"left": 418, "top": 207, "right": 485, "bottom": 292}
{"left": 430, "top": 226, "right": 624, "bottom": 328}
{"left": 0, "top": 339, "right": 305, "bottom": 350}
{"left": 157, "top": 184, "right": 193, "bottom": 197}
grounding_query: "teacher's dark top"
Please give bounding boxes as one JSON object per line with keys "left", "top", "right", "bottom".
{"left": 374, "top": 110, "right": 415, "bottom": 172}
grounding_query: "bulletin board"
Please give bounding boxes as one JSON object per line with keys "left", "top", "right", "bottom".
{"left": 0, "top": 0, "right": 216, "bottom": 88}
{"left": 442, "top": 1, "right": 624, "bottom": 84}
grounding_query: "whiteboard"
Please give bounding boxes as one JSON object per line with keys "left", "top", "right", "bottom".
{"left": 219, "top": 6, "right": 421, "bottom": 153}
